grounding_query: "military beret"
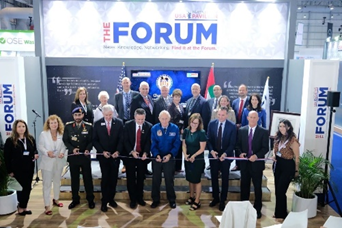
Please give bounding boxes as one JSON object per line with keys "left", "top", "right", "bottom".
{"left": 72, "top": 107, "right": 85, "bottom": 114}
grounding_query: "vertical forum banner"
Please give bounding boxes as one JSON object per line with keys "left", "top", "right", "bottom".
{"left": 42, "top": 1, "right": 288, "bottom": 59}
{"left": 0, "top": 57, "right": 27, "bottom": 139}
{"left": 299, "top": 60, "right": 339, "bottom": 158}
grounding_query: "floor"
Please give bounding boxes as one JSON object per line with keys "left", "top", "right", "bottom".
{"left": 0, "top": 163, "right": 339, "bottom": 228}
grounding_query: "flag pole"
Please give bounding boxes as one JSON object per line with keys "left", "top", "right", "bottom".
{"left": 123, "top": 62, "right": 125, "bottom": 66}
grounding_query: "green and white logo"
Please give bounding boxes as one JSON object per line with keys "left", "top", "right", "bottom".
{"left": 0, "top": 37, "right": 6, "bottom": 44}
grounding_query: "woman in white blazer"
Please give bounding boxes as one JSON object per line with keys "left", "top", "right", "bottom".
{"left": 38, "top": 115, "right": 67, "bottom": 215}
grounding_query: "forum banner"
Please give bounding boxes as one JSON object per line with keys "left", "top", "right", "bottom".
{"left": 299, "top": 60, "right": 339, "bottom": 157}
{"left": 0, "top": 57, "right": 27, "bottom": 139}
{"left": 42, "top": 1, "right": 288, "bottom": 59}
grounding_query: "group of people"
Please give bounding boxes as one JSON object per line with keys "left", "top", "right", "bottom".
{"left": 2, "top": 78, "right": 300, "bottom": 221}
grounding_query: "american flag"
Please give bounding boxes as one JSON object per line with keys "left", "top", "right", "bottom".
{"left": 116, "top": 63, "right": 125, "bottom": 93}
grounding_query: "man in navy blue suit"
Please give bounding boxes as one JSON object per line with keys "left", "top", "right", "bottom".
{"left": 184, "top": 83, "right": 211, "bottom": 131}
{"left": 207, "top": 107, "right": 237, "bottom": 211}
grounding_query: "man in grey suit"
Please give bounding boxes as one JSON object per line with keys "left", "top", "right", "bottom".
{"left": 114, "top": 77, "right": 139, "bottom": 123}
{"left": 154, "top": 85, "right": 172, "bottom": 124}
{"left": 208, "top": 85, "right": 222, "bottom": 111}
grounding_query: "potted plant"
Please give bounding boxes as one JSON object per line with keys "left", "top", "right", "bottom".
{"left": 0, "top": 148, "right": 17, "bottom": 215}
{"left": 291, "top": 150, "right": 332, "bottom": 218}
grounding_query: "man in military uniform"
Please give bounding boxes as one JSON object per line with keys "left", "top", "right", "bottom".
{"left": 63, "top": 107, "right": 95, "bottom": 209}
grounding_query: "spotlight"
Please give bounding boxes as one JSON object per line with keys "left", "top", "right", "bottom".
{"left": 298, "top": 6, "right": 301, "bottom": 10}
{"left": 303, "top": 15, "right": 306, "bottom": 19}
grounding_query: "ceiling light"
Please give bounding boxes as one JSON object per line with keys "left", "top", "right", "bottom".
{"left": 303, "top": 15, "right": 306, "bottom": 19}
{"left": 298, "top": 7, "right": 301, "bottom": 10}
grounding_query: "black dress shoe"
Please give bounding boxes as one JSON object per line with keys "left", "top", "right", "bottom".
{"left": 108, "top": 201, "right": 118, "bottom": 208}
{"left": 219, "top": 202, "right": 225, "bottom": 211}
{"left": 150, "top": 201, "right": 160, "bottom": 208}
{"left": 130, "top": 201, "right": 137, "bottom": 209}
{"left": 145, "top": 170, "right": 153, "bottom": 175}
{"left": 169, "top": 202, "right": 176, "bottom": 209}
{"left": 88, "top": 201, "right": 95, "bottom": 209}
{"left": 24, "top": 210, "right": 32, "bottom": 215}
{"left": 257, "top": 211, "right": 262, "bottom": 219}
{"left": 68, "top": 201, "right": 80, "bottom": 209}
{"left": 137, "top": 199, "right": 146, "bottom": 206}
{"left": 101, "top": 204, "right": 108, "bottom": 212}
{"left": 209, "top": 199, "right": 219, "bottom": 207}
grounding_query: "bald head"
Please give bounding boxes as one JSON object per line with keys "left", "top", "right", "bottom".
{"left": 121, "top": 77, "right": 132, "bottom": 92}
{"left": 238, "top": 84, "right": 248, "bottom": 99}
{"left": 247, "top": 110, "right": 259, "bottom": 128}
{"left": 191, "top": 83, "right": 201, "bottom": 97}
{"left": 213, "top": 85, "right": 222, "bottom": 98}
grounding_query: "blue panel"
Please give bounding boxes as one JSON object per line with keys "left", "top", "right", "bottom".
{"left": 329, "top": 132, "right": 342, "bottom": 213}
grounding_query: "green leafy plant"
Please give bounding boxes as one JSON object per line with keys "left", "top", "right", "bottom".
{"left": 292, "top": 150, "right": 333, "bottom": 199}
{"left": 0, "top": 148, "right": 9, "bottom": 196}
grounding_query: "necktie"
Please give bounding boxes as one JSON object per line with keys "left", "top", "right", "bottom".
{"left": 124, "top": 93, "right": 130, "bottom": 120}
{"left": 188, "top": 98, "right": 196, "bottom": 112}
{"left": 163, "top": 128, "right": 167, "bottom": 134}
{"left": 238, "top": 99, "right": 244, "bottom": 123}
{"left": 107, "top": 122, "right": 111, "bottom": 136}
{"left": 213, "top": 98, "right": 218, "bottom": 110}
{"left": 248, "top": 128, "right": 253, "bottom": 157}
{"left": 145, "top": 97, "right": 153, "bottom": 113}
{"left": 217, "top": 123, "right": 222, "bottom": 151}
{"left": 136, "top": 126, "right": 142, "bottom": 152}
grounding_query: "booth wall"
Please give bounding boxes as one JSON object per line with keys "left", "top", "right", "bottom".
{"left": 286, "top": 60, "right": 304, "bottom": 113}
{"left": 330, "top": 132, "right": 342, "bottom": 213}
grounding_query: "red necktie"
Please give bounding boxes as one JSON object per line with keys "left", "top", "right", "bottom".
{"left": 136, "top": 126, "right": 142, "bottom": 152}
{"left": 107, "top": 122, "right": 111, "bottom": 136}
{"left": 238, "top": 99, "right": 244, "bottom": 123}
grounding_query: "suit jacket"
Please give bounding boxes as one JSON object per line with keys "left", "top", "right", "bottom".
{"left": 185, "top": 95, "right": 211, "bottom": 131}
{"left": 208, "top": 96, "right": 221, "bottom": 111}
{"left": 123, "top": 120, "right": 152, "bottom": 158}
{"left": 154, "top": 96, "right": 172, "bottom": 124}
{"left": 114, "top": 90, "right": 139, "bottom": 120}
{"left": 207, "top": 119, "right": 237, "bottom": 157}
{"left": 4, "top": 136, "right": 37, "bottom": 174}
{"left": 130, "top": 94, "right": 154, "bottom": 124}
{"left": 232, "top": 97, "right": 249, "bottom": 123}
{"left": 93, "top": 117, "right": 124, "bottom": 161}
{"left": 168, "top": 102, "right": 185, "bottom": 130}
{"left": 71, "top": 101, "right": 94, "bottom": 124}
{"left": 235, "top": 125, "right": 269, "bottom": 171}
{"left": 38, "top": 130, "right": 67, "bottom": 172}
{"left": 241, "top": 108, "right": 267, "bottom": 128}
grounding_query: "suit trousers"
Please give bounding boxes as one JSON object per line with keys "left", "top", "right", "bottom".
{"left": 210, "top": 159, "right": 231, "bottom": 202}
{"left": 41, "top": 162, "right": 64, "bottom": 206}
{"left": 14, "top": 168, "right": 34, "bottom": 209}
{"left": 174, "top": 145, "right": 183, "bottom": 171}
{"left": 99, "top": 158, "right": 119, "bottom": 204}
{"left": 126, "top": 158, "right": 147, "bottom": 202}
{"left": 274, "top": 156, "right": 295, "bottom": 219}
{"left": 69, "top": 156, "right": 94, "bottom": 202}
{"left": 152, "top": 159, "right": 176, "bottom": 202}
{"left": 240, "top": 162, "right": 263, "bottom": 212}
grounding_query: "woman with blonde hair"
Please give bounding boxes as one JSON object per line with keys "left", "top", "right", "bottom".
{"left": 211, "top": 95, "right": 236, "bottom": 123}
{"left": 71, "top": 87, "right": 94, "bottom": 124}
{"left": 4, "top": 120, "right": 39, "bottom": 215}
{"left": 38, "top": 115, "right": 67, "bottom": 215}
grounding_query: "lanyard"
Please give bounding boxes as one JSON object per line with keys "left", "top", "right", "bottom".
{"left": 19, "top": 138, "right": 27, "bottom": 150}
{"left": 278, "top": 139, "right": 289, "bottom": 151}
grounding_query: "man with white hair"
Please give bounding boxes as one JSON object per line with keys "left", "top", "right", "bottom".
{"left": 93, "top": 104, "right": 124, "bottom": 212}
{"left": 150, "top": 110, "right": 181, "bottom": 209}
{"left": 130, "top": 81, "right": 154, "bottom": 124}
{"left": 154, "top": 85, "right": 172, "bottom": 124}
{"left": 185, "top": 83, "right": 211, "bottom": 131}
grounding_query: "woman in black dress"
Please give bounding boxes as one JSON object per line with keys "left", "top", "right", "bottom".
{"left": 182, "top": 113, "right": 207, "bottom": 210}
{"left": 71, "top": 87, "right": 94, "bottom": 124}
{"left": 168, "top": 89, "right": 185, "bottom": 172}
{"left": 4, "top": 120, "right": 39, "bottom": 215}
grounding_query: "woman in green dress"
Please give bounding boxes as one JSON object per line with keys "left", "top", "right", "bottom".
{"left": 182, "top": 113, "right": 207, "bottom": 210}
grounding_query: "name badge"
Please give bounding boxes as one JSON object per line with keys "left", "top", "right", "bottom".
{"left": 101, "top": 122, "right": 105, "bottom": 126}
{"left": 179, "top": 120, "right": 184, "bottom": 124}
{"left": 188, "top": 112, "right": 191, "bottom": 116}
{"left": 276, "top": 151, "right": 282, "bottom": 157}
{"left": 169, "top": 132, "right": 176, "bottom": 136}
{"left": 23, "top": 151, "right": 30, "bottom": 156}
{"left": 81, "top": 132, "right": 88, "bottom": 134}
{"left": 71, "top": 136, "right": 77, "bottom": 141}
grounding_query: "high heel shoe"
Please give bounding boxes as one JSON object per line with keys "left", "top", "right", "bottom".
{"left": 53, "top": 199, "right": 63, "bottom": 207}
{"left": 189, "top": 201, "right": 201, "bottom": 211}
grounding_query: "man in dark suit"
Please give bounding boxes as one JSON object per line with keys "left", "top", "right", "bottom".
{"left": 114, "top": 77, "right": 139, "bottom": 123}
{"left": 231, "top": 84, "right": 249, "bottom": 171}
{"left": 208, "top": 85, "right": 222, "bottom": 111}
{"left": 130, "top": 81, "right": 154, "bottom": 125}
{"left": 63, "top": 107, "right": 95, "bottom": 209}
{"left": 235, "top": 111, "right": 269, "bottom": 219}
{"left": 185, "top": 83, "right": 211, "bottom": 131}
{"left": 154, "top": 85, "right": 172, "bottom": 124}
{"left": 93, "top": 104, "right": 124, "bottom": 212}
{"left": 123, "top": 108, "right": 153, "bottom": 209}
{"left": 207, "top": 107, "right": 237, "bottom": 211}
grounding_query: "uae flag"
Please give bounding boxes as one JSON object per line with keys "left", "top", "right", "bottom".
{"left": 205, "top": 63, "right": 215, "bottom": 99}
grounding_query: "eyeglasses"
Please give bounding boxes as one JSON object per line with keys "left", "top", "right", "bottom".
{"left": 191, "top": 122, "right": 199, "bottom": 125}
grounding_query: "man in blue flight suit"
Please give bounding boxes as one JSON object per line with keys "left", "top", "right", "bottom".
{"left": 150, "top": 110, "right": 181, "bottom": 209}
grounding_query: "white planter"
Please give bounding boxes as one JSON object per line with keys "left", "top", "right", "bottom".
{"left": 0, "top": 189, "right": 17, "bottom": 215}
{"left": 292, "top": 192, "right": 317, "bottom": 218}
